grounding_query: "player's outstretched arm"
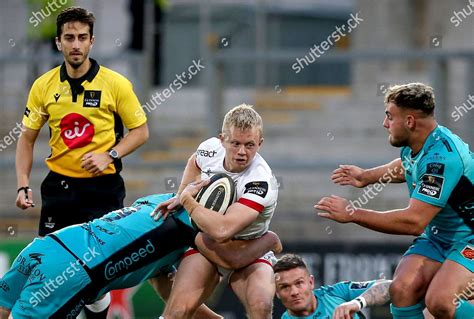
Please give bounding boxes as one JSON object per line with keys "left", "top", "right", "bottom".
{"left": 332, "top": 158, "right": 405, "bottom": 188}
{"left": 316, "top": 196, "right": 441, "bottom": 235}
{"left": 196, "top": 231, "right": 282, "bottom": 269}
{"left": 332, "top": 279, "right": 392, "bottom": 319}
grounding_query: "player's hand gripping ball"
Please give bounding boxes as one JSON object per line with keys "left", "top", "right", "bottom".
{"left": 196, "top": 173, "right": 236, "bottom": 214}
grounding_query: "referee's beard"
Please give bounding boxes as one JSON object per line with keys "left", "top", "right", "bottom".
{"left": 66, "top": 55, "right": 89, "bottom": 70}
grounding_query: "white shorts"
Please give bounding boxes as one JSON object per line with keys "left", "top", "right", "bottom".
{"left": 182, "top": 248, "right": 276, "bottom": 283}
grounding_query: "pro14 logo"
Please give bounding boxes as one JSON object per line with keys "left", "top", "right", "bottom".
{"left": 244, "top": 181, "right": 269, "bottom": 198}
{"left": 83, "top": 90, "right": 101, "bottom": 108}
{"left": 417, "top": 174, "right": 444, "bottom": 199}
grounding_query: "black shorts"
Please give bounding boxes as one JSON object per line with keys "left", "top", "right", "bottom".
{"left": 39, "top": 171, "right": 126, "bottom": 236}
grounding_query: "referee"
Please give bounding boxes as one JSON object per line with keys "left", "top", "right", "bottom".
{"left": 15, "top": 7, "right": 148, "bottom": 318}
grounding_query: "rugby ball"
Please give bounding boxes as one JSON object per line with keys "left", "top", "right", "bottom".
{"left": 196, "top": 173, "right": 235, "bottom": 214}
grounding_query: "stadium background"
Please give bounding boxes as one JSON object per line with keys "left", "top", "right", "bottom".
{"left": 0, "top": 0, "right": 473, "bottom": 318}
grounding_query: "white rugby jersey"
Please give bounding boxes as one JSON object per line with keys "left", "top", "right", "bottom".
{"left": 195, "top": 137, "right": 278, "bottom": 240}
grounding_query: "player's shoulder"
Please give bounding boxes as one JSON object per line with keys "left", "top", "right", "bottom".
{"left": 32, "top": 65, "right": 61, "bottom": 88}
{"left": 345, "top": 280, "right": 374, "bottom": 290}
{"left": 317, "top": 282, "right": 343, "bottom": 294}
{"left": 198, "top": 137, "right": 221, "bottom": 148}
{"left": 98, "top": 65, "right": 133, "bottom": 87}
{"left": 196, "top": 137, "right": 222, "bottom": 154}
{"left": 424, "top": 126, "right": 466, "bottom": 164}
{"left": 429, "top": 126, "right": 464, "bottom": 153}
{"left": 320, "top": 280, "right": 372, "bottom": 292}
{"left": 237, "top": 154, "right": 276, "bottom": 196}
{"left": 245, "top": 153, "right": 273, "bottom": 180}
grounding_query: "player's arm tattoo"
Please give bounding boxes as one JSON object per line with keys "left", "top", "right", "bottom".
{"left": 360, "top": 280, "right": 392, "bottom": 306}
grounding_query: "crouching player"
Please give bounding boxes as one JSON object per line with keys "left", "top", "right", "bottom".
{"left": 274, "top": 254, "right": 392, "bottom": 319}
{"left": 0, "top": 193, "right": 281, "bottom": 319}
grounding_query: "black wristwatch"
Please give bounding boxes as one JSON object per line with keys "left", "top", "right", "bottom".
{"left": 108, "top": 148, "right": 119, "bottom": 160}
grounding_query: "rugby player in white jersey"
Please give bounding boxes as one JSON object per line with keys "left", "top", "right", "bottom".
{"left": 152, "top": 104, "right": 278, "bottom": 319}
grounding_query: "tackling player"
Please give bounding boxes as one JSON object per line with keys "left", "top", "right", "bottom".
{"left": 0, "top": 193, "right": 281, "bottom": 318}
{"left": 153, "top": 104, "right": 279, "bottom": 319}
{"left": 316, "top": 83, "right": 474, "bottom": 318}
{"left": 274, "top": 254, "right": 391, "bottom": 319}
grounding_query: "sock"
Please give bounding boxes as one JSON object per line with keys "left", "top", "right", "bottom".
{"left": 84, "top": 293, "right": 111, "bottom": 319}
{"left": 390, "top": 302, "right": 425, "bottom": 319}
{"left": 454, "top": 299, "right": 474, "bottom": 319}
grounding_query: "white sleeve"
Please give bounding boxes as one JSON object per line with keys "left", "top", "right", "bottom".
{"left": 194, "top": 137, "right": 220, "bottom": 170}
{"left": 237, "top": 168, "right": 277, "bottom": 213}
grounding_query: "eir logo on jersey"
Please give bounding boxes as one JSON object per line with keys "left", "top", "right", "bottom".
{"left": 60, "top": 113, "right": 94, "bottom": 149}
{"left": 244, "top": 181, "right": 268, "bottom": 198}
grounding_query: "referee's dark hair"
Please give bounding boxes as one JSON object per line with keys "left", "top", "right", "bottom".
{"left": 273, "top": 253, "right": 309, "bottom": 274}
{"left": 56, "top": 7, "right": 96, "bottom": 38}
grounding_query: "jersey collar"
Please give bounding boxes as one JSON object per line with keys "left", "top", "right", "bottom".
{"left": 409, "top": 125, "right": 440, "bottom": 157}
{"left": 60, "top": 58, "right": 100, "bottom": 102}
{"left": 60, "top": 58, "right": 100, "bottom": 83}
{"left": 418, "top": 125, "right": 440, "bottom": 154}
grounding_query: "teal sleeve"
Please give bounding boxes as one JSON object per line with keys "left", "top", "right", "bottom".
{"left": 411, "top": 153, "right": 463, "bottom": 207}
{"left": 330, "top": 280, "right": 376, "bottom": 301}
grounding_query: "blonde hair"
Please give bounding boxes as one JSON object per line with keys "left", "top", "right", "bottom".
{"left": 384, "top": 83, "right": 435, "bottom": 116}
{"left": 221, "top": 104, "right": 263, "bottom": 138}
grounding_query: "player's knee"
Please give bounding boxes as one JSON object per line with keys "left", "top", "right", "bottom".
{"left": 246, "top": 298, "right": 273, "bottom": 317}
{"left": 425, "top": 300, "right": 453, "bottom": 318}
{"left": 390, "top": 277, "right": 426, "bottom": 303}
{"left": 425, "top": 291, "right": 455, "bottom": 318}
{"left": 164, "top": 302, "right": 196, "bottom": 319}
{"left": 389, "top": 278, "right": 409, "bottom": 299}
{"left": 164, "top": 308, "right": 192, "bottom": 319}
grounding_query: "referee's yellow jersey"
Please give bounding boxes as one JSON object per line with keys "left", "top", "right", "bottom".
{"left": 22, "top": 59, "right": 147, "bottom": 178}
